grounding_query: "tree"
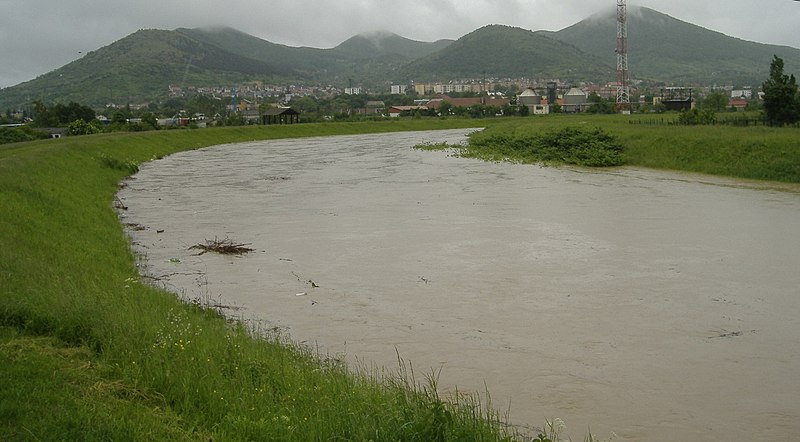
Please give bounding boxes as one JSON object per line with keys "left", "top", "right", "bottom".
{"left": 762, "top": 55, "right": 799, "bottom": 126}
{"left": 586, "top": 93, "right": 616, "bottom": 114}
{"left": 700, "top": 91, "right": 729, "bottom": 112}
{"left": 67, "top": 119, "right": 101, "bottom": 136}
{"left": 438, "top": 101, "right": 453, "bottom": 116}
{"left": 141, "top": 112, "right": 158, "bottom": 130}
{"left": 31, "top": 101, "right": 58, "bottom": 127}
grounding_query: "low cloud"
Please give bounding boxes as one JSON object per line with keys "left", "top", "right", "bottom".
{"left": 1, "top": 0, "right": 798, "bottom": 88}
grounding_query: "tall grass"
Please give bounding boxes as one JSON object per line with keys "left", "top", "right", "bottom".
{"left": 445, "top": 114, "right": 800, "bottom": 183}
{"left": 420, "top": 126, "right": 625, "bottom": 167}
{"left": 2, "top": 121, "right": 521, "bottom": 440}
{"left": 620, "top": 123, "right": 800, "bottom": 182}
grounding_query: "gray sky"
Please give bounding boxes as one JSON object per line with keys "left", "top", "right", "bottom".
{"left": 1, "top": 0, "right": 798, "bottom": 88}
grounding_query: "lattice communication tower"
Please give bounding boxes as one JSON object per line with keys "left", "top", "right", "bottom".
{"left": 615, "top": 0, "right": 631, "bottom": 112}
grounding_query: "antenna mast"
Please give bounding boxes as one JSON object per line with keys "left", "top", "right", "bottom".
{"left": 615, "top": 0, "right": 631, "bottom": 113}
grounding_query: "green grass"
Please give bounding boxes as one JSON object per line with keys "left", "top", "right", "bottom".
{"left": 1, "top": 120, "right": 524, "bottom": 441}
{"left": 620, "top": 123, "right": 800, "bottom": 182}
{"left": 429, "top": 125, "right": 625, "bottom": 167}
{"left": 434, "top": 114, "right": 800, "bottom": 183}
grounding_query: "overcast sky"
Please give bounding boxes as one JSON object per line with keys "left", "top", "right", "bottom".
{"left": 1, "top": 0, "right": 798, "bottom": 88}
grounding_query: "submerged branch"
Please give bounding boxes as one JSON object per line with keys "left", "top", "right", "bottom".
{"left": 189, "top": 237, "right": 255, "bottom": 255}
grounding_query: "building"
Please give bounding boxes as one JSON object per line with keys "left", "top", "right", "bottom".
{"left": 387, "top": 105, "right": 427, "bottom": 117}
{"left": 517, "top": 88, "right": 543, "bottom": 113}
{"left": 262, "top": 107, "right": 300, "bottom": 125}
{"left": 344, "top": 87, "right": 362, "bottom": 95}
{"left": 364, "top": 101, "right": 386, "bottom": 115}
{"left": 350, "top": 101, "right": 387, "bottom": 117}
{"left": 728, "top": 98, "right": 748, "bottom": 111}
{"left": 660, "top": 87, "right": 694, "bottom": 111}
{"left": 433, "top": 84, "right": 456, "bottom": 94}
{"left": 390, "top": 85, "right": 408, "bottom": 95}
{"left": 532, "top": 103, "right": 550, "bottom": 115}
{"left": 731, "top": 88, "right": 753, "bottom": 99}
{"left": 414, "top": 83, "right": 432, "bottom": 95}
{"left": 424, "top": 95, "right": 511, "bottom": 112}
{"left": 562, "top": 87, "right": 589, "bottom": 113}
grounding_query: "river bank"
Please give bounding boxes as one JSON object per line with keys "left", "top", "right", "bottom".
{"left": 2, "top": 117, "right": 799, "bottom": 440}
{"left": 1, "top": 121, "right": 517, "bottom": 441}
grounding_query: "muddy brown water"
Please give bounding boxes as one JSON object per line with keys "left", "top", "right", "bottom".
{"left": 118, "top": 129, "right": 800, "bottom": 441}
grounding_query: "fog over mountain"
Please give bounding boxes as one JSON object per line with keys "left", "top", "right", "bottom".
{"left": 1, "top": 0, "right": 799, "bottom": 88}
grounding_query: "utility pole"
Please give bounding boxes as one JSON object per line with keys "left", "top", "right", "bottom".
{"left": 615, "top": 0, "right": 631, "bottom": 113}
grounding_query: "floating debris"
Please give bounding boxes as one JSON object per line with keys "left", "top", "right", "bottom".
{"left": 189, "top": 237, "right": 255, "bottom": 256}
{"left": 708, "top": 329, "right": 757, "bottom": 339}
{"left": 124, "top": 222, "right": 146, "bottom": 231}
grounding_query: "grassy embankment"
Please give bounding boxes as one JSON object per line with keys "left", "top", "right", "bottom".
{"left": 424, "top": 114, "right": 800, "bottom": 183}
{"left": 1, "top": 120, "right": 526, "bottom": 441}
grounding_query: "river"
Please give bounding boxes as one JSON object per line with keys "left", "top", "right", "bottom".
{"left": 117, "top": 129, "right": 800, "bottom": 441}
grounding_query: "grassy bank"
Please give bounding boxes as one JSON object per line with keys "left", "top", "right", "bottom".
{"left": 621, "top": 122, "right": 800, "bottom": 183}
{"left": 1, "top": 120, "right": 524, "bottom": 441}
{"left": 459, "top": 115, "right": 800, "bottom": 183}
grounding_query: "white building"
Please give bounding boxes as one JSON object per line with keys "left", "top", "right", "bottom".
{"left": 562, "top": 87, "right": 589, "bottom": 113}
{"left": 433, "top": 84, "right": 455, "bottom": 94}
{"left": 731, "top": 88, "right": 753, "bottom": 99}
{"left": 517, "top": 89, "right": 550, "bottom": 115}
{"left": 390, "top": 85, "right": 408, "bottom": 95}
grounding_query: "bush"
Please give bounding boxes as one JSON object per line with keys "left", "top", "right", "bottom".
{"left": 67, "top": 119, "right": 102, "bottom": 136}
{"left": 0, "top": 126, "right": 49, "bottom": 145}
{"left": 677, "top": 108, "right": 716, "bottom": 125}
{"left": 465, "top": 126, "right": 625, "bottom": 167}
{"left": 97, "top": 153, "right": 139, "bottom": 174}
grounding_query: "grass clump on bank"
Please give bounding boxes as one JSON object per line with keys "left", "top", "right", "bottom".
{"left": 1, "top": 120, "right": 522, "bottom": 441}
{"left": 418, "top": 115, "right": 800, "bottom": 184}
{"left": 463, "top": 126, "right": 624, "bottom": 167}
{"left": 415, "top": 126, "right": 624, "bottom": 167}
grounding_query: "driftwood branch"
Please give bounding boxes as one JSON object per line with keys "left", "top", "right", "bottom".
{"left": 189, "top": 237, "right": 254, "bottom": 256}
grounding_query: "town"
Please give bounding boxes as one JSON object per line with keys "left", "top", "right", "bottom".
{"left": 0, "top": 77, "right": 762, "bottom": 136}
{"left": 160, "top": 77, "right": 760, "bottom": 122}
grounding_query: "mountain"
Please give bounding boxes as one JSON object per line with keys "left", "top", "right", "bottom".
{"left": 392, "top": 24, "right": 613, "bottom": 82}
{"left": 545, "top": 6, "right": 800, "bottom": 85}
{"left": 331, "top": 32, "right": 453, "bottom": 60}
{"left": 0, "top": 27, "right": 454, "bottom": 108}
{"left": 0, "top": 29, "right": 296, "bottom": 108}
{"left": 179, "top": 27, "right": 452, "bottom": 83}
{"left": 2, "top": 8, "right": 799, "bottom": 109}
{"left": 176, "top": 27, "right": 334, "bottom": 77}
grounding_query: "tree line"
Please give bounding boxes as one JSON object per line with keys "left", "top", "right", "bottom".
{"left": 762, "top": 55, "right": 800, "bottom": 126}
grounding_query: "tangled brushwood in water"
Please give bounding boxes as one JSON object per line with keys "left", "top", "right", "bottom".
{"left": 189, "top": 237, "right": 255, "bottom": 255}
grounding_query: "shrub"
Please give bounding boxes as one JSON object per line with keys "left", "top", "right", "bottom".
{"left": 67, "top": 119, "right": 102, "bottom": 136}
{"left": 465, "top": 126, "right": 625, "bottom": 167}
{"left": 0, "top": 126, "right": 49, "bottom": 144}
{"left": 677, "top": 108, "right": 716, "bottom": 125}
{"left": 97, "top": 153, "right": 139, "bottom": 174}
